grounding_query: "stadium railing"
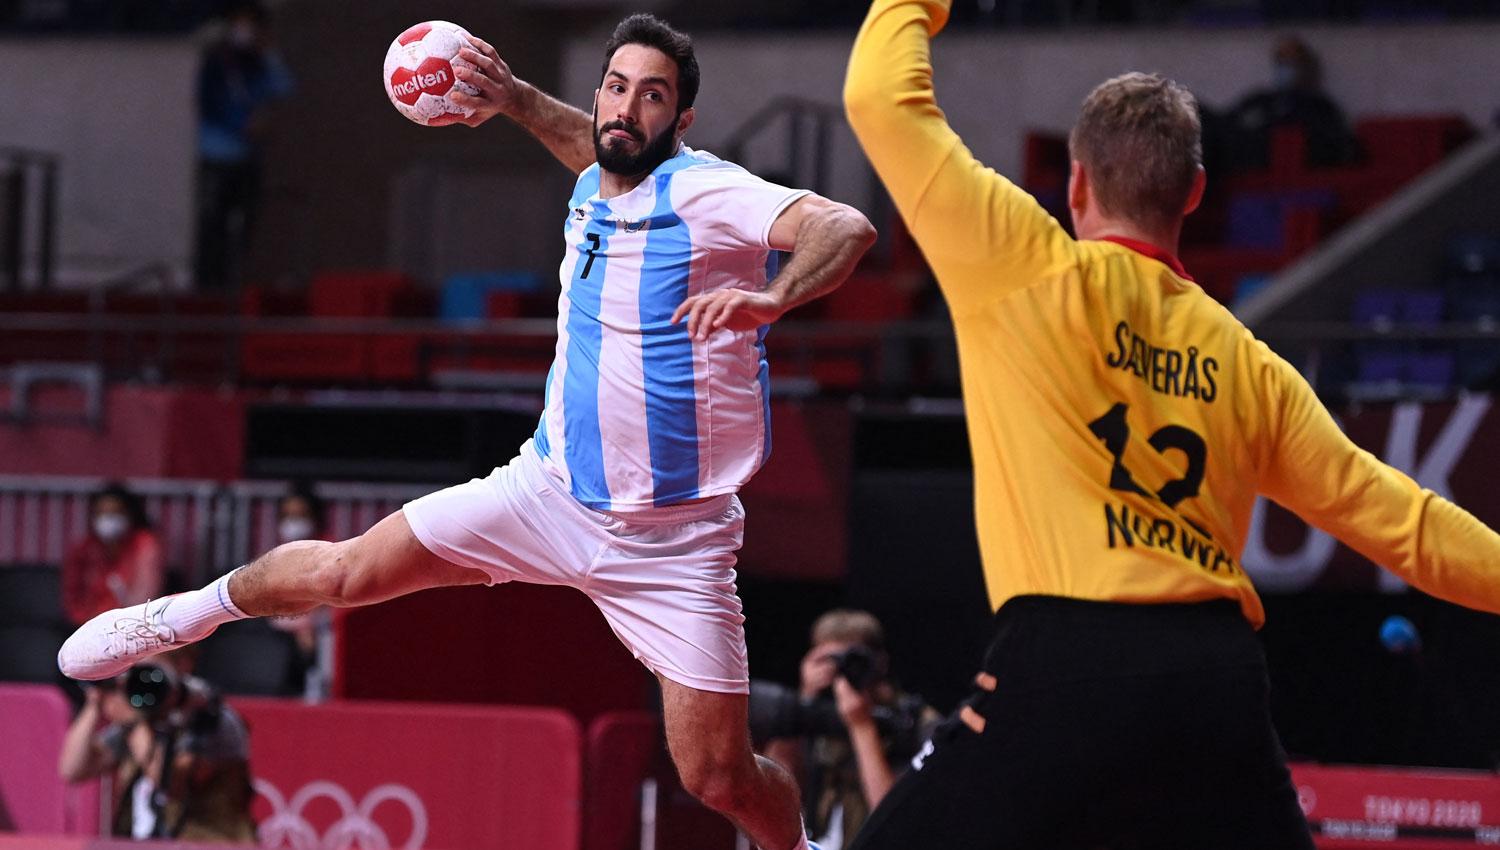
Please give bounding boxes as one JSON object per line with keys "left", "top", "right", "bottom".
{"left": 0, "top": 476, "right": 431, "bottom": 587}
{"left": 0, "top": 311, "right": 960, "bottom": 396}
{"left": 1257, "top": 320, "right": 1500, "bottom": 400}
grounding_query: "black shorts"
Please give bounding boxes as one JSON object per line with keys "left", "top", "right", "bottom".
{"left": 847, "top": 595, "right": 1315, "bottom": 850}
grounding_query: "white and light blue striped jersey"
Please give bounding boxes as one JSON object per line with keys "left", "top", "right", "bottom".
{"left": 533, "top": 145, "right": 809, "bottom": 511}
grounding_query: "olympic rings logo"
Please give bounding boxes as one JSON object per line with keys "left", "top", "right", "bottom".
{"left": 254, "top": 778, "right": 430, "bottom": 850}
{"left": 1297, "top": 784, "right": 1318, "bottom": 816}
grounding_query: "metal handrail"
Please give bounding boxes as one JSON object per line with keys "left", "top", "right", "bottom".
{"left": 3, "top": 310, "right": 1491, "bottom": 397}
{"left": 1256, "top": 320, "right": 1500, "bottom": 343}
{"left": 0, "top": 311, "right": 959, "bottom": 393}
{"left": 0, "top": 313, "right": 554, "bottom": 335}
{"left": 7, "top": 311, "right": 1496, "bottom": 343}
{"left": 0, "top": 146, "right": 58, "bottom": 291}
{"left": 84, "top": 262, "right": 178, "bottom": 380}
{"left": 723, "top": 96, "right": 841, "bottom": 197}
{"left": 0, "top": 311, "right": 953, "bottom": 338}
{"left": 0, "top": 473, "right": 436, "bottom": 585}
{"left": 88, "top": 261, "right": 175, "bottom": 296}
{"left": 0, "top": 148, "right": 60, "bottom": 165}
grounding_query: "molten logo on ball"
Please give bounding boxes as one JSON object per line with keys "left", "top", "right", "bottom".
{"left": 383, "top": 20, "right": 480, "bottom": 126}
{"left": 390, "top": 58, "right": 454, "bottom": 106}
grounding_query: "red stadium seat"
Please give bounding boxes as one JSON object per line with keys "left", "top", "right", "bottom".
{"left": 307, "top": 271, "right": 414, "bottom": 318}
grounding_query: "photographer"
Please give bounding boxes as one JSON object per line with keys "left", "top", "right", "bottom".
{"left": 757, "top": 610, "right": 939, "bottom": 849}
{"left": 57, "top": 649, "right": 256, "bottom": 843}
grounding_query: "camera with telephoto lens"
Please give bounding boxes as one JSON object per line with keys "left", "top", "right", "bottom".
{"left": 747, "top": 645, "right": 921, "bottom": 747}
{"left": 121, "top": 663, "right": 181, "bottom": 722}
{"left": 831, "top": 644, "right": 878, "bottom": 690}
{"left": 110, "top": 663, "right": 221, "bottom": 735}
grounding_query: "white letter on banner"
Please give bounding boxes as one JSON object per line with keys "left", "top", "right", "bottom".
{"left": 1242, "top": 405, "right": 1342, "bottom": 591}
{"left": 1242, "top": 497, "right": 1338, "bottom": 592}
{"left": 1376, "top": 396, "right": 1491, "bottom": 591}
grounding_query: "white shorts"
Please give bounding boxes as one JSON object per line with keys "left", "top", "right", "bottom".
{"left": 402, "top": 439, "right": 750, "bottom": 694}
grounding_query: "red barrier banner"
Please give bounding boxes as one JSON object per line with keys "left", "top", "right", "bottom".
{"left": 0, "top": 684, "right": 99, "bottom": 836}
{"left": 580, "top": 711, "right": 737, "bottom": 850}
{"left": 584, "top": 712, "right": 657, "bottom": 850}
{"left": 0, "top": 839, "right": 238, "bottom": 850}
{"left": 1294, "top": 763, "right": 1500, "bottom": 845}
{"left": 232, "top": 698, "right": 582, "bottom": 850}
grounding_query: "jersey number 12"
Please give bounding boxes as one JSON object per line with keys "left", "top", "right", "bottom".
{"left": 1088, "top": 402, "right": 1210, "bottom": 534}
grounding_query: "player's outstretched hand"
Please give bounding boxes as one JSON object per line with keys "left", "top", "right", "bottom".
{"left": 449, "top": 36, "right": 523, "bottom": 127}
{"left": 672, "top": 289, "right": 785, "bottom": 341}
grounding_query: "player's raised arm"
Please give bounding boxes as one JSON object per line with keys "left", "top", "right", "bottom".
{"left": 843, "top": 0, "right": 960, "bottom": 222}
{"left": 762, "top": 194, "right": 877, "bottom": 314}
{"left": 1254, "top": 349, "right": 1500, "bottom": 615}
{"left": 673, "top": 194, "right": 875, "bottom": 341}
{"left": 449, "top": 36, "right": 595, "bottom": 174}
{"left": 844, "top": 0, "right": 1073, "bottom": 313}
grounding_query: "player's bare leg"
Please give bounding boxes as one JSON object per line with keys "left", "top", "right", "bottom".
{"left": 228, "top": 510, "right": 485, "bottom": 616}
{"left": 659, "top": 675, "right": 809, "bottom": 850}
{"left": 58, "top": 510, "right": 485, "bottom": 679}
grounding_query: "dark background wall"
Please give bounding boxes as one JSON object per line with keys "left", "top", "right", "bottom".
{"left": 244, "top": 2, "right": 591, "bottom": 287}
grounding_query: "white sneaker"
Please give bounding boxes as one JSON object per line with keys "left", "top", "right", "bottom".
{"left": 57, "top": 596, "right": 201, "bottom": 680}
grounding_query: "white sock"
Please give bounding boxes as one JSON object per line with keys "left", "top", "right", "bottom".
{"left": 161, "top": 567, "right": 249, "bottom": 641}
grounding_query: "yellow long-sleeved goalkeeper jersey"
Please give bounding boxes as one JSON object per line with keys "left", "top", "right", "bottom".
{"left": 844, "top": 0, "right": 1500, "bottom": 627}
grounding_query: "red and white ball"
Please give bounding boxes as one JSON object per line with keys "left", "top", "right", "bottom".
{"left": 383, "top": 20, "right": 480, "bottom": 126}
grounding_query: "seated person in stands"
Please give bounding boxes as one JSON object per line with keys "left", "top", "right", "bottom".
{"left": 760, "top": 610, "right": 940, "bottom": 850}
{"left": 266, "top": 483, "right": 334, "bottom": 699}
{"left": 1228, "top": 36, "right": 1360, "bottom": 170}
{"left": 63, "top": 483, "right": 164, "bottom": 626}
{"left": 272, "top": 483, "right": 325, "bottom": 549}
{"left": 57, "top": 647, "right": 256, "bottom": 843}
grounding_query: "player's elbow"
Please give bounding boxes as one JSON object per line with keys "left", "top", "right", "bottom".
{"left": 842, "top": 77, "right": 882, "bottom": 137}
{"left": 842, "top": 55, "right": 895, "bottom": 130}
{"left": 849, "top": 208, "right": 878, "bottom": 254}
{"left": 827, "top": 202, "right": 878, "bottom": 256}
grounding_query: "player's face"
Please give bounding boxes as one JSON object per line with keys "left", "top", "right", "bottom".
{"left": 593, "top": 44, "right": 693, "bottom": 176}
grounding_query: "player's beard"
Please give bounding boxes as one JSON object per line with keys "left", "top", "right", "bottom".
{"left": 594, "top": 116, "right": 679, "bottom": 178}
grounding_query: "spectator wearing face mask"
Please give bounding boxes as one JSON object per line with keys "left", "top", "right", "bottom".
{"left": 63, "top": 483, "right": 165, "bottom": 627}
{"left": 266, "top": 484, "right": 334, "bottom": 700}
{"left": 273, "top": 484, "right": 325, "bottom": 548}
{"left": 1227, "top": 35, "right": 1360, "bottom": 171}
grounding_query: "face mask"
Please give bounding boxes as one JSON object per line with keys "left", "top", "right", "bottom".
{"left": 93, "top": 514, "right": 130, "bottom": 543}
{"left": 278, "top": 517, "right": 316, "bottom": 543}
{"left": 1273, "top": 60, "right": 1299, "bottom": 91}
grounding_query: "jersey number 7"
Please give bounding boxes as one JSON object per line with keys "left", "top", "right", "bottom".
{"left": 581, "top": 233, "right": 602, "bottom": 280}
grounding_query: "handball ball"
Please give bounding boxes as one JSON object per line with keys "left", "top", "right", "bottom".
{"left": 383, "top": 21, "right": 480, "bottom": 126}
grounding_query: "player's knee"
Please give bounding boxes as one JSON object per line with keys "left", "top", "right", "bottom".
{"left": 305, "top": 538, "right": 370, "bottom": 606}
{"left": 678, "top": 755, "right": 752, "bottom": 815}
